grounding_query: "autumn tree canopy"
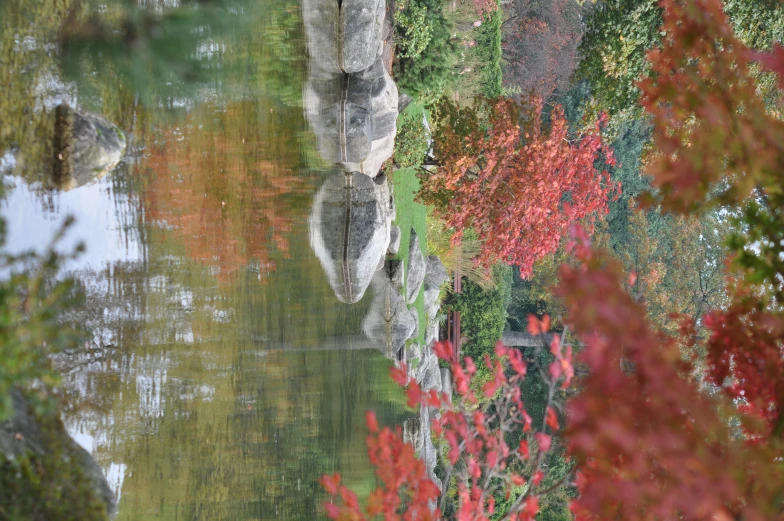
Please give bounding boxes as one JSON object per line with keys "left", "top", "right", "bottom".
{"left": 419, "top": 96, "right": 618, "bottom": 279}
{"left": 325, "top": 0, "right": 784, "bottom": 519}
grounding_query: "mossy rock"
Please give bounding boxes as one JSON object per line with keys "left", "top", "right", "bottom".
{"left": 0, "top": 388, "right": 115, "bottom": 520}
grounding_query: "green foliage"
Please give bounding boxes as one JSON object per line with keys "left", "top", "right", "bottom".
{"left": 576, "top": 0, "right": 663, "bottom": 127}
{"left": 0, "top": 219, "right": 85, "bottom": 421}
{"left": 395, "top": 0, "right": 434, "bottom": 60}
{"left": 445, "top": 264, "right": 512, "bottom": 362}
{"left": 576, "top": 0, "right": 784, "bottom": 131}
{"left": 394, "top": 0, "right": 457, "bottom": 105}
{"left": 474, "top": 7, "right": 503, "bottom": 98}
{"left": 0, "top": 404, "right": 108, "bottom": 521}
{"left": 508, "top": 249, "right": 568, "bottom": 331}
{"left": 394, "top": 108, "right": 430, "bottom": 168}
{"left": 390, "top": 167, "right": 429, "bottom": 344}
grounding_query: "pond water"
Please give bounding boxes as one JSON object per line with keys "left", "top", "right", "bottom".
{"left": 0, "top": 0, "right": 421, "bottom": 518}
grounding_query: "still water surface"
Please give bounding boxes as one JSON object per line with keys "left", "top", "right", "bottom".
{"left": 0, "top": 0, "right": 410, "bottom": 518}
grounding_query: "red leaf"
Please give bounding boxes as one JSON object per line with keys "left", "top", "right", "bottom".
{"left": 519, "top": 439, "right": 530, "bottom": 459}
{"left": 546, "top": 407, "right": 560, "bottom": 431}
{"left": 389, "top": 364, "right": 408, "bottom": 387}
{"left": 434, "top": 340, "right": 453, "bottom": 361}
{"left": 533, "top": 471, "right": 544, "bottom": 485}
{"left": 366, "top": 411, "right": 379, "bottom": 433}
{"left": 527, "top": 314, "right": 542, "bottom": 335}
{"left": 534, "top": 432, "right": 551, "bottom": 452}
{"left": 320, "top": 473, "right": 341, "bottom": 496}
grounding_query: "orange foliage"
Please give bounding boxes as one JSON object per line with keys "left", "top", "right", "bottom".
{"left": 141, "top": 102, "right": 307, "bottom": 283}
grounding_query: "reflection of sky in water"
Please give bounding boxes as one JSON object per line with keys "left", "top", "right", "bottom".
{"left": 0, "top": 175, "right": 142, "bottom": 271}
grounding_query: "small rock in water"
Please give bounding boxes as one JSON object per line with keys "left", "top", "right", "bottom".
{"left": 52, "top": 104, "right": 126, "bottom": 190}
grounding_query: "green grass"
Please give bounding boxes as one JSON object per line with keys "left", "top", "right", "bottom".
{"left": 389, "top": 131, "right": 428, "bottom": 345}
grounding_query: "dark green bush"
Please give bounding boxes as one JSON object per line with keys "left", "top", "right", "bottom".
{"left": 0, "top": 405, "right": 109, "bottom": 521}
{"left": 445, "top": 264, "right": 512, "bottom": 362}
{"left": 474, "top": 7, "right": 502, "bottom": 98}
{"left": 394, "top": 0, "right": 457, "bottom": 105}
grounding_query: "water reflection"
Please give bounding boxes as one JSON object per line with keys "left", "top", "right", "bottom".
{"left": 309, "top": 172, "right": 394, "bottom": 303}
{"left": 1, "top": 0, "right": 412, "bottom": 518}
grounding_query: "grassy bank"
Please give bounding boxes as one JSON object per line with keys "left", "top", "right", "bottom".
{"left": 389, "top": 143, "right": 429, "bottom": 345}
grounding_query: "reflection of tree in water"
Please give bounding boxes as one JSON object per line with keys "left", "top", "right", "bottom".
{"left": 0, "top": 0, "right": 307, "bottom": 189}
{"left": 56, "top": 248, "right": 408, "bottom": 520}
{"left": 141, "top": 100, "right": 315, "bottom": 284}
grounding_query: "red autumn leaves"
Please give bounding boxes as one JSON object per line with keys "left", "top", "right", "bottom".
{"left": 323, "top": 327, "right": 574, "bottom": 521}
{"left": 420, "top": 96, "right": 618, "bottom": 278}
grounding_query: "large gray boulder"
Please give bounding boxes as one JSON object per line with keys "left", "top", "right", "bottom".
{"left": 416, "top": 350, "right": 442, "bottom": 395}
{"left": 1, "top": 388, "right": 117, "bottom": 517}
{"left": 424, "top": 255, "right": 448, "bottom": 319}
{"left": 406, "top": 230, "right": 427, "bottom": 304}
{"left": 388, "top": 225, "right": 401, "bottom": 255}
{"left": 363, "top": 262, "right": 417, "bottom": 357}
{"left": 424, "top": 284, "right": 441, "bottom": 320}
{"left": 52, "top": 104, "right": 126, "bottom": 190}
{"left": 303, "top": 58, "right": 398, "bottom": 178}
{"left": 408, "top": 307, "right": 420, "bottom": 341}
{"left": 302, "top": 0, "right": 386, "bottom": 74}
{"left": 426, "top": 319, "right": 439, "bottom": 346}
{"left": 309, "top": 172, "right": 394, "bottom": 303}
{"left": 440, "top": 368, "right": 452, "bottom": 402}
{"left": 425, "top": 255, "right": 449, "bottom": 288}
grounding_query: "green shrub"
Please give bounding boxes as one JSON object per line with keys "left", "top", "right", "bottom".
{"left": 474, "top": 6, "right": 502, "bottom": 97}
{"left": 0, "top": 403, "right": 109, "bottom": 521}
{"left": 0, "top": 218, "right": 84, "bottom": 421}
{"left": 394, "top": 109, "right": 430, "bottom": 167}
{"left": 444, "top": 264, "right": 512, "bottom": 363}
{"left": 395, "top": 0, "right": 433, "bottom": 60}
{"left": 394, "top": 0, "right": 457, "bottom": 105}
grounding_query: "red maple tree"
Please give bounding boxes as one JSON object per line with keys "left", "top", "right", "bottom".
{"left": 322, "top": 327, "right": 574, "bottom": 521}
{"left": 419, "top": 96, "right": 618, "bottom": 278}
{"left": 325, "top": 0, "right": 784, "bottom": 519}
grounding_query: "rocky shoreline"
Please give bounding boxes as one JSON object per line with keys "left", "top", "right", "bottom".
{"left": 301, "top": 0, "right": 451, "bottom": 495}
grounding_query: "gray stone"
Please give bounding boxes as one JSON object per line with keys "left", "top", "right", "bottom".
{"left": 303, "top": 58, "right": 398, "bottom": 178}
{"left": 406, "top": 230, "right": 427, "bottom": 304}
{"left": 419, "top": 405, "right": 441, "bottom": 495}
{"left": 426, "top": 320, "right": 439, "bottom": 346}
{"left": 425, "top": 255, "right": 449, "bottom": 288}
{"left": 301, "top": 0, "right": 386, "bottom": 74}
{"left": 440, "top": 368, "right": 452, "bottom": 402}
{"left": 416, "top": 351, "right": 441, "bottom": 394}
{"left": 388, "top": 225, "right": 401, "bottom": 255}
{"left": 424, "top": 284, "right": 441, "bottom": 319}
{"left": 53, "top": 105, "right": 126, "bottom": 191}
{"left": 398, "top": 92, "right": 414, "bottom": 113}
{"left": 309, "top": 172, "right": 394, "bottom": 303}
{"left": 406, "top": 343, "right": 422, "bottom": 362}
{"left": 363, "top": 264, "right": 417, "bottom": 357}
{"left": 408, "top": 307, "right": 420, "bottom": 341}
{"left": 423, "top": 256, "right": 447, "bottom": 318}
{"left": 1, "top": 388, "right": 117, "bottom": 517}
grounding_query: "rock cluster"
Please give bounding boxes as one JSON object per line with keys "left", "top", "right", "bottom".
{"left": 302, "top": 0, "right": 398, "bottom": 178}
{"left": 301, "top": 0, "right": 455, "bottom": 501}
